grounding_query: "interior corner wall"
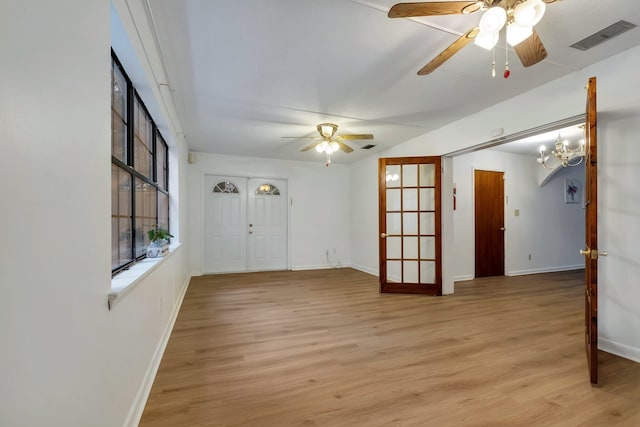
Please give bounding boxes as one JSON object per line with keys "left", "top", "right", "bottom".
{"left": 452, "top": 150, "right": 584, "bottom": 281}
{"left": 187, "top": 153, "right": 352, "bottom": 275}
{"left": 350, "top": 44, "right": 640, "bottom": 363}
{"left": 0, "top": 1, "right": 191, "bottom": 426}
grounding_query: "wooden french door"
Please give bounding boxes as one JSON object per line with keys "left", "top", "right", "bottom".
{"left": 474, "top": 170, "right": 505, "bottom": 278}
{"left": 378, "top": 157, "right": 442, "bottom": 295}
{"left": 582, "top": 76, "right": 599, "bottom": 384}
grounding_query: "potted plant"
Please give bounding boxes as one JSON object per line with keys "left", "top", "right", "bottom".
{"left": 146, "top": 224, "right": 173, "bottom": 258}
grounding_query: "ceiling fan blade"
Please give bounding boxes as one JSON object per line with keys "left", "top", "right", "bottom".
{"left": 388, "top": 1, "right": 481, "bottom": 18}
{"left": 418, "top": 27, "right": 479, "bottom": 75}
{"left": 281, "top": 136, "right": 317, "bottom": 139}
{"left": 300, "top": 142, "right": 319, "bottom": 152}
{"left": 336, "top": 140, "right": 354, "bottom": 153}
{"left": 338, "top": 134, "right": 374, "bottom": 140}
{"left": 514, "top": 29, "right": 548, "bottom": 67}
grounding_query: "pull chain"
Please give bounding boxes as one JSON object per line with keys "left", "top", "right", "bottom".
{"left": 492, "top": 44, "right": 496, "bottom": 77}
{"left": 504, "top": 28, "right": 511, "bottom": 78}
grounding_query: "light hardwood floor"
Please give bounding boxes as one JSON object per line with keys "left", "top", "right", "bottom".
{"left": 140, "top": 269, "right": 640, "bottom": 426}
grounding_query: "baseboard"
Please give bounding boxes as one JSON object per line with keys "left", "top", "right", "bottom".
{"left": 124, "top": 274, "right": 191, "bottom": 427}
{"left": 350, "top": 264, "right": 378, "bottom": 277}
{"left": 599, "top": 338, "right": 640, "bottom": 364}
{"left": 453, "top": 275, "right": 474, "bottom": 282}
{"left": 507, "top": 264, "right": 583, "bottom": 277}
{"left": 291, "top": 263, "right": 350, "bottom": 271}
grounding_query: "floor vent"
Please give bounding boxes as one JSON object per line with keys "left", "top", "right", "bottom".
{"left": 570, "top": 20, "right": 637, "bottom": 51}
{"left": 361, "top": 144, "right": 376, "bottom": 150}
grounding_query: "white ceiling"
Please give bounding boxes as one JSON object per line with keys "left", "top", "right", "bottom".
{"left": 146, "top": 0, "right": 640, "bottom": 163}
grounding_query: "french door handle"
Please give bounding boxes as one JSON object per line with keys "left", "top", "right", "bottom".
{"left": 381, "top": 233, "right": 388, "bottom": 238}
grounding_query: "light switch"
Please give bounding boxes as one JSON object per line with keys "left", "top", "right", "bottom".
{"left": 514, "top": 209, "right": 520, "bottom": 217}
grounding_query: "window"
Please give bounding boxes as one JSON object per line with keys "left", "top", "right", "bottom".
{"left": 111, "top": 52, "right": 170, "bottom": 275}
{"left": 212, "top": 181, "right": 240, "bottom": 194}
{"left": 255, "top": 183, "right": 280, "bottom": 195}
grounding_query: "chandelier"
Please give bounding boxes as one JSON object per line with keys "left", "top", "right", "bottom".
{"left": 537, "top": 133, "right": 585, "bottom": 169}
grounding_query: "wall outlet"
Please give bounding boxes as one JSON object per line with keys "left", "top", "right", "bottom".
{"left": 514, "top": 209, "right": 520, "bottom": 217}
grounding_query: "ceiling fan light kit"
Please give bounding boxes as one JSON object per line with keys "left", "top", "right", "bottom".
{"left": 388, "top": 0, "right": 551, "bottom": 75}
{"left": 283, "top": 123, "right": 374, "bottom": 165}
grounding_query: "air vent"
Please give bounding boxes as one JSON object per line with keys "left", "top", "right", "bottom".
{"left": 570, "top": 20, "right": 637, "bottom": 51}
{"left": 361, "top": 144, "right": 376, "bottom": 150}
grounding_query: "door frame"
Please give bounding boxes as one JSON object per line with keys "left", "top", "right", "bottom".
{"left": 201, "top": 173, "right": 291, "bottom": 274}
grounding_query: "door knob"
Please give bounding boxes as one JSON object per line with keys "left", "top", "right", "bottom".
{"left": 579, "top": 249, "right": 590, "bottom": 256}
{"left": 599, "top": 250, "right": 608, "bottom": 257}
{"left": 381, "top": 233, "right": 388, "bottom": 238}
{"left": 499, "top": 227, "right": 505, "bottom": 231}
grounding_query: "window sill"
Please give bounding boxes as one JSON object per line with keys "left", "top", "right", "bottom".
{"left": 108, "top": 242, "right": 181, "bottom": 310}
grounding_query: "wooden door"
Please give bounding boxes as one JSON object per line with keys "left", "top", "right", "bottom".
{"left": 378, "top": 157, "right": 442, "bottom": 295}
{"left": 474, "top": 170, "right": 505, "bottom": 278}
{"left": 583, "top": 76, "right": 599, "bottom": 384}
{"left": 247, "top": 179, "right": 288, "bottom": 271}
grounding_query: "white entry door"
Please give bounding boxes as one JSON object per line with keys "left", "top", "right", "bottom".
{"left": 247, "top": 178, "right": 288, "bottom": 271}
{"left": 204, "top": 175, "right": 288, "bottom": 274}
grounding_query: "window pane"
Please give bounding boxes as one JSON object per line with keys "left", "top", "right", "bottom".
{"left": 111, "top": 111, "right": 127, "bottom": 162}
{"left": 156, "top": 131, "right": 168, "bottom": 190}
{"left": 135, "top": 179, "right": 157, "bottom": 258}
{"left": 158, "top": 191, "right": 169, "bottom": 232}
{"left": 134, "top": 97, "right": 153, "bottom": 178}
{"left": 111, "top": 164, "right": 132, "bottom": 270}
{"left": 111, "top": 61, "right": 128, "bottom": 163}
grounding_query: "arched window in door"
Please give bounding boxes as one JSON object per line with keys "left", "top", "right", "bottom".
{"left": 212, "top": 181, "right": 240, "bottom": 194}
{"left": 255, "top": 183, "right": 280, "bottom": 195}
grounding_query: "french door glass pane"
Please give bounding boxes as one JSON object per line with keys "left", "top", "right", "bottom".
{"left": 420, "top": 236, "right": 436, "bottom": 259}
{"left": 403, "top": 213, "right": 418, "bottom": 234}
{"left": 386, "top": 165, "right": 401, "bottom": 188}
{"left": 387, "top": 260, "right": 401, "bottom": 283}
{"left": 420, "top": 261, "right": 436, "bottom": 283}
{"left": 402, "top": 164, "right": 418, "bottom": 186}
{"left": 419, "top": 188, "right": 435, "bottom": 211}
{"left": 402, "top": 188, "right": 418, "bottom": 211}
{"left": 420, "top": 212, "right": 435, "bottom": 235}
{"left": 419, "top": 164, "right": 435, "bottom": 186}
{"left": 387, "top": 213, "right": 401, "bottom": 235}
{"left": 403, "top": 236, "right": 418, "bottom": 259}
{"left": 386, "top": 189, "right": 401, "bottom": 211}
{"left": 403, "top": 261, "right": 419, "bottom": 282}
{"left": 387, "top": 236, "right": 401, "bottom": 258}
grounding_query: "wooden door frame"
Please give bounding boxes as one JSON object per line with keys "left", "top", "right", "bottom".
{"left": 584, "top": 76, "right": 598, "bottom": 385}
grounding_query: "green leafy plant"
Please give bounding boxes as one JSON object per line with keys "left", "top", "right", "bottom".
{"left": 147, "top": 225, "right": 173, "bottom": 243}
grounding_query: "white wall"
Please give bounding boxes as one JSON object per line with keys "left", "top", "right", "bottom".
{"left": 0, "top": 1, "right": 191, "bottom": 426}
{"left": 350, "top": 44, "right": 640, "bottom": 362}
{"left": 452, "top": 150, "right": 584, "bottom": 281}
{"left": 188, "top": 153, "right": 352, "bottom": 275}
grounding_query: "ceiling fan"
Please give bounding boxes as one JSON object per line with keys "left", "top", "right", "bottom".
{"left": 388, "top": 0, "right": 559, "bottom": 76}
{"left": 283, "top": 123, "right": 373, "bottom": 165}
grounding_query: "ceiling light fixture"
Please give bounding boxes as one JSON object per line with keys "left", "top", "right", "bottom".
{"left": 472, "top": 0, "right": 547, "bottom": 76}
{"left": 537, "top": 133, "right": 586, "bottom": 169}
